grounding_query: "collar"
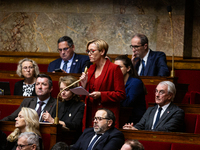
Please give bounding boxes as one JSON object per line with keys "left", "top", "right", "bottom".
{"left": 61, "top": 53, "right": 75, "bottom": 64}
{"left": 37, "top": 97, "right": 50, "bottom": 104}
{"left": 158, "top": 102, "right": 171, "bottom": 112}
{"left": 142, "top": 49, "right": 150, "bottom": 65}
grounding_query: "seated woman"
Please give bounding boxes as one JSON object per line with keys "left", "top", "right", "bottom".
{"left": 42, "top": 75, "right": 85, "bottom": 141}
{"left": 6, "top": 107, "right": 42, "bottom": 150}
{"left": 14, "top": 58, "right": 40, "bottom": 96}
{"left": 114, "top": 55, "right": 147, "bottom": 124}
{"left": 80, "top": 39, "right": 126, "bottom": 128}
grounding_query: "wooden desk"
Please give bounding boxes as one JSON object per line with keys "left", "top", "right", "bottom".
{"left": 120, "top": 129, "right": 200, "bottom": 145}
{"left": 0, "top": 95, "right": 26, "bottom": 105}
{"left": 0, "top": 121, "right": 76, "bottom": 150}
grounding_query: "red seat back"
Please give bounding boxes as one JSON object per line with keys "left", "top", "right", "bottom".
{"left": 171, "top": 143, "right": 200, "bottom": 150}
{"left": 184, "top": 114, "right": 197, "bottom": 133}
{"left": 139, "top": 140, "right": 171, "bottom": 150}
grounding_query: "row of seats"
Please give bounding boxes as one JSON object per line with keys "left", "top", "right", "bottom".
{"left": 139, "top": 140, "right": 200, "bottom": 150}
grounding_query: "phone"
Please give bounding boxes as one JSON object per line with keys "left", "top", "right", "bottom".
{"left": 54, "top": 68, "right": 63, "bottom": 72}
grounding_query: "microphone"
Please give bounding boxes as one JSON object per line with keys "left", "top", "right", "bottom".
{"left": 54, "top": 61, "right": 91, "bottom": 124}
{"left": 167, "top": 6, "right": 172, "bottom": 18}
{"left": 167, "top": 6, "right": 175, "bottom": 77}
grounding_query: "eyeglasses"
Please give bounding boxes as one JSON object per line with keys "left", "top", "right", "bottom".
{"left": 22, "top": 66, "right": 34, "bottom": 70}
{"left": 130, "top": 45, "right": 143, "bottom": 50}
{"left": 93, "top": 117, "right": 110, "bottom": 121}
{"left": 16, "top": 144, "right": 33, "bottom": 150}
{"left": 58, "top": 47, "right": 71, "bottom": 52}
{"left": 155, "top": 90, "right": 166, "bottom": 95}
{"left": 86, "top": 49, "right": 98, "bottom": 54}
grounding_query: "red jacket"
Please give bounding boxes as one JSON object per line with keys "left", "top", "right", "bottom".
{"left": 84, "top": 59, "right": 126, "bottom": 128}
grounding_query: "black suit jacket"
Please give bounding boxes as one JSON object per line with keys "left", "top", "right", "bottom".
{"left": 47, "top": 53, "right": 90, "bottom": 73}
{"left": 52, "top": 99, "right": 85, "bottom": 131}
{"left": 135, "top": 49, "right": 169, "bottom": 76}
{"left": 14, "top": 80, "right": 37, "bottom": 96}
{"left": 134, "top": 103, "right": 185, "bottom": 132}
{"left": 71, "top": 127, "right": 124, "bottom": 150}
{"left": 1, "top": 96, "right": 56, "bottom": 122}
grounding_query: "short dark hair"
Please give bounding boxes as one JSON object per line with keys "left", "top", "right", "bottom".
{"left": 36, "top": 74, "right": 53, "bottom": 89}
{"left": 58, "top": 36, "right": 74, "bottom": 47}
{"left": 132, "top": 33, "right": 148, "bottom": 46}
{"left": 125, "top": 139, "right": 144, "bottom": 150}
{"left": 98, "top": 108, "right": 115, "bottom": 128}
{"left": 51, "top": 142, "right": 69, "bottom": 150}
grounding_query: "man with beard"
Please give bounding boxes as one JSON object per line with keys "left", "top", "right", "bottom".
{"left": 71, "top": 108, "right": 125, "bottom": 150}
{"left": 1, "top": 74, "right": 56, "bottom": 122}
{"left": 123, "top": 81, "right": 185, "bottom": 132}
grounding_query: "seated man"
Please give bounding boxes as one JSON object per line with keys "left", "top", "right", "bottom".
{"left": 48, "top": 36, "right": 90, "bottom": 73}
{"left": 121, "top": 139, "right": 144, "bottom": 150}
{"left": 1, "top": 74, "right": 56, "bottom": 122}
{"left": 130, "top": 33, "right": 169, "bottom": 76}
{"left": 16, "top": 132, "right": 40, "bottom": 150}
{"left": 71, "top": 108, "right": 125, "bottom": 150}
{"left": 123, "top": 81, "right": 185, "bottom": 132}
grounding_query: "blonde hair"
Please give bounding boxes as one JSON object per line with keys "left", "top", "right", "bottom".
{"left": 59, "top": 75, "right": 80, "bottom": 102}
{"left": 7, "top": 107, "right": 41, "bottom": 142}
{"left": 16, "top": 58, "right": 40, "bottom": 78}
{"left": 86, "top": 39, "right": 109, "bottom": 56}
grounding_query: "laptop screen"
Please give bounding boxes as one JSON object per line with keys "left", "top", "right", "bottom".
{"left": 0, "top": 81, "right": 11, "bottom": 95}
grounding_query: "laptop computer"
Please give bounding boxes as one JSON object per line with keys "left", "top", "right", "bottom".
{"left": 0, "top": 81, "right": 11, "bottom": 95}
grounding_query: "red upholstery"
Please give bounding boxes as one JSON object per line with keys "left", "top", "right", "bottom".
{"left": 139, "top": 140, "right": 171, "bottom": 150}
{"left": 190, "top": 91, "right": 200, "bottom": 104}
{"left": 171, "top": 143, "right": 200, "bottom": 150}
{"left": 194, "top": 115, "right": 200, "bottom": 134}
{"left": 0, "top": 63, "right": 48, "bottom": 72}
{"left": 145, "top": 85, "right": 156, "bottom": 108}
{"left": 184, "top": 114, "right": 197, "bottom": 133}
{"left": 51, "top": 81, "right": 59, "bottom": 98}
{"left": 0, "top": 104, "right": 19, "bottom": 120}
{"left": 41, "top": 133, "right": 51, "bottom": 150}
{"left": 175, "top": 70, "right": 200, "bottom": 93}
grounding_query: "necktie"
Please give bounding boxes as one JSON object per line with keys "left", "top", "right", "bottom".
{"left": 87, "top": 134, "right": 101, "bottom": 150}
{"left": 36, "top": 101, "right": 45, "bottom": 117}
{"left": 140, "top": 59, "right": 145, "bottom": 76}
{"left": 153, "top": 107, "right": 162, "bottom": 129}
{"left": 62, "top": 61, "right": 68, "bottom": 72}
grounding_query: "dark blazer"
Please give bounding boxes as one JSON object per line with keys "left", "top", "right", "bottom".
{"left": 71, "top": 127, "right": 125, "bottom": 150}
{"left": 121, "top": 76, "right": 146, "bottom": 124}
{"left": 52, "top": 99, "right": 85, "bottom": 131}
{"left": 0, "top": 130, "right": 6, "bottom": 150}
{"left": 14, "top": 80, "right": 37, "bottom": 96}
{"left": 134, "top": 103, "right": 185, "bottom": 132}
{"left": 135, "top": 49, "right": 169, "bottom": 76}
{"left": 1, "top": 96, "right": 56, "bottom": 122}
{"left": 47, "top": 53, "right": 90, "bottom": 73}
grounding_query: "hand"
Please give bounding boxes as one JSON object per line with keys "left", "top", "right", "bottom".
{"left": 59, "top": 121, "right": 66, "bottom": 127}
{"left": 42, "top": 111, "right": 54, "bottom": 123}
{"left": 131, "top": 53, "right": 139, "bottom": 66}
{"left": 80, "top": 72, "right": 88, "bottom": 89}
{"left": 89, "top": 91, "right": 101, "bottom": 99}
{"left": 123, "top": 123, "right": 138, "bottom": 130}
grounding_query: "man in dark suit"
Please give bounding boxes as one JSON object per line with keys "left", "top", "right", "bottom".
{"left": 48, "top": 36, "right": 90, "bottom": 73}
{"left": 123, "top": 81, "right": 185, "bottom": 132}
{"left": 71, "top": 108, "right": 125, "bottom": 150}
{"left": 1, "top": 74, "right": 56, "bottom": 122}
{"left": 130, "top": 33, "right": 169, "bottom": 76}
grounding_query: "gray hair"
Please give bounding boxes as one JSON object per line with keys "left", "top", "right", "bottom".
{"left": 16, "top": 58, "right": 40, "bottom": 78}
{"left": 159, "top": 81, "right": 176, "bottom": 101}
{"left": 18, "top": 132, "right": 40, "bottom": 150}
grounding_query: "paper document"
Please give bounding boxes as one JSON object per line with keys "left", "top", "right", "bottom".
{"left": 70, "top": 86, "right": 89, "bottom": 95}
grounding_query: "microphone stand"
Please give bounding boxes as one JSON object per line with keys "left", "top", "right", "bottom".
{"left": 54, "top": 66, "right": 89, "bottom": 124}
{"left": 168, "top": 6, "right": 175, "bottom": 77}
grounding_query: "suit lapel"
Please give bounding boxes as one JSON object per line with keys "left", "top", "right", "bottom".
{"left": 70, "top": 53, "right": 78, "bottom": 73}
{"left": 156, "top": 103, "right": 173, "bottom": 128}
{"left": 29, "top": 97, "right": 37, "bottom": 109}
{"left": 43, "top": 97, "right": 55, "bottom": 112}
{"left": 144, "top": 50, "right": 152, "bottom": 76}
